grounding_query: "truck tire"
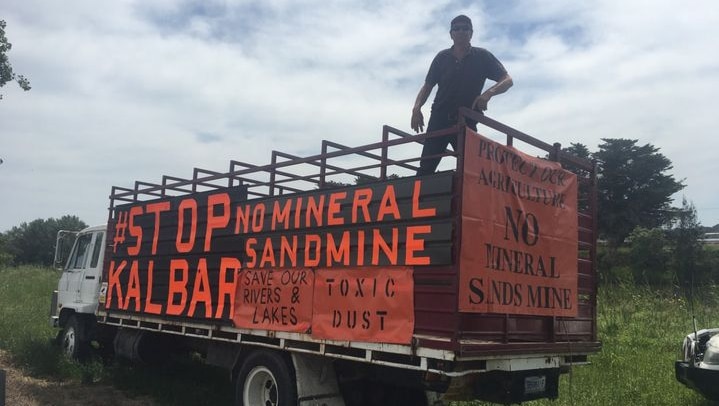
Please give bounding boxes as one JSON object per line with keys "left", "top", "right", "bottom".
{"left": 61, "top": 315, "right": 89, "bottom": 361}
{"left": 235, "top": 350, "right": 297, "bottom": 406}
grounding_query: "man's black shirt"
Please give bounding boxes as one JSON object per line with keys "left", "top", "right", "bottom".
{"left": 425, "top": 46, "right": 507, "bottom": 114}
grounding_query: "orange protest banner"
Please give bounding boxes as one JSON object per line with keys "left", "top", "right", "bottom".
{"left": 233, "top": 268, "right": 314, "bottom": 332}
{"left": 311, "top": 267, "right": 414, "bottom": 344}
{"left": 458, "top": 128, "right": 579, "bottom": 317}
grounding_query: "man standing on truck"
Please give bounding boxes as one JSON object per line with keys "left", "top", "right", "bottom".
{"left": 411, "top": 14, "right": 513, "bottom": 175}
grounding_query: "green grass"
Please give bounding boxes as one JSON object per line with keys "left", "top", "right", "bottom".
{"left": 530, "top": 286, "right": 718, "bottom": 406}
{"left": 462, "top": 285, "right": 719, "bottom": 406}
{"left": 1, "top": 265, "right": 718, "bottom": 405}
{"left": 0, "top": 265, "right": 80, "bottom": 378}
{"left": 0, "top": 265, "right": 232, "bottom": 405}
{"left": 100, "top": 356, "right": 233, "bottom": 405}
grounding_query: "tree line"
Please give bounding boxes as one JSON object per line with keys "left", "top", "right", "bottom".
{"left": 564, "top": 139, "right": 717, "bottom": 287}
{"left": 0, "top": 216, "right": 86, "bottom": 267}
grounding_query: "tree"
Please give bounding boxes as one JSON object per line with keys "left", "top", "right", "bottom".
{"left": 560, "top": 143, "right": 593, "bottom": 212}
{"left": 593, "top": 139, "right": 684, "bottom": 247}
{"left": 669, "top": 197, "right": 704, "bottom": 286}
{"left": 0, "top": 232, "right": 12, "bottom": 268}
{"left": 1, "top": 215, "right": 87, "bottom": 266}
{"left": 627, "top": 226, "right": 671, "bottom": 286}
{"left": 0, "top": 20, "right": 31, "bottom": 99}
{"left": 563, "top": 142, "right": 591, "bottom": 160}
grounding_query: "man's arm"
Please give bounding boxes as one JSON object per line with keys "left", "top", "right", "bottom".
{"left": 472, "top": 73, "right": 513, "bottom": 112}
{"left": 411, "top": 83, "right": 433, "bottom": 133}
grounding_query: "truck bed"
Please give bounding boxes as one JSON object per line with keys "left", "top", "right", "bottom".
{"left": 99, "top": 108, "right": 600, "bottom": 373}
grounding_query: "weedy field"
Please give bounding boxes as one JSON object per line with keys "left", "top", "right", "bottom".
{"left": 0, "top": 266, "right": 232, "bottom": 405}
{"left": 1, "top": 265, "right": 717, "bottom": 405}
{"left": 511, "top": 285, "right": 719, "bottom": 406}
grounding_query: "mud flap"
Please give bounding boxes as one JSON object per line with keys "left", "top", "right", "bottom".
{"left": 292, "top": 353, "right": 345, "bottom": 406}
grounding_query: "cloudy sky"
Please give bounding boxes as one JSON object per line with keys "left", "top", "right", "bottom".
{"left": 1, "top": 0, "right": 718, "bottom": 231}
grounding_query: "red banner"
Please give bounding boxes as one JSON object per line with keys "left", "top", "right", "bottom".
{"left": 458, "top": 129, "right": 578, "bottom": 317}
{"left": 233, "top": 268, "right": 314, "bottom": 332}
{"left": 311, "top": 267, "right": 414, "bottom": 344}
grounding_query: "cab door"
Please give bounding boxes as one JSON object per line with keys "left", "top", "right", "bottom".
{"left": 60, "top": 230, "right": 104, "bottom": 305}
{"left": 60, "top": 232, "right": 94, "bottom": 304}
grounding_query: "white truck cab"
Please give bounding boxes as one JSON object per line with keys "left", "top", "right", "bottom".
{"left": 50, "top": 225, "right": 106, "bottom": 358}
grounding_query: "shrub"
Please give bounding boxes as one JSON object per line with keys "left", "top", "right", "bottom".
{"left": 628, "top": 227, "right": 672, "bottom": 286}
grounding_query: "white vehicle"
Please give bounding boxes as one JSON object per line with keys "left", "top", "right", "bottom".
{"left": 50, "top": 111, "right": 601, "bottom": 405}
{"left": 676, "top": 328, "right": 719, "bottom": 400}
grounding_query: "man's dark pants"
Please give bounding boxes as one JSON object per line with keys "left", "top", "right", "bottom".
{"left": 417, "top": 111, "right": 478, "bottom": 175}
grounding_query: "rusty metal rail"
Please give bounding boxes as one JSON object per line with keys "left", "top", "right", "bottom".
{"left": 109, "top": 112, "right": 593, "bottom": 204}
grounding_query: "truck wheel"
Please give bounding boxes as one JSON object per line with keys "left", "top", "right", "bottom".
{"left": 61, "top": 315, "right": 88, "bottom": 361}
{"left": 236, "top": 350, "right": 296, "bottom": 406}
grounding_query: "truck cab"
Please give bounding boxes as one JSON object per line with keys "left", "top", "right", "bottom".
{"left": 50, "top": 225, "right": 106, "bottom": 358}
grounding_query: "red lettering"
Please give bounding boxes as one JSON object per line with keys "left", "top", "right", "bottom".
{"left": 166, "top": 259, "right": 189, "bottom": 316}
{"left": 357, "top": 230, "right": 365, "bottom": 266}
{"left": 306, "top": 196, "right": 324, "bottom": 227}
{"left": 305, "top": 234, "right": 321, "bottom": 266}
{"left": 245, "top": 238, "right": 257, "bottom": 268}
{"left": 251, "top": 203, "right": 266, "bottom": 232}
{"left": 377, "top": 185, "right": 400, "bottom": 221}
{"left": 280, "top": 236, "right": 298, "bottom": 267}
{"left": 260, "top": 238, "right": 276, "bottom": 268}
{"left": 327, "top": 192, "right": 346, "bottom": 225}
{"left": 144, "top": 260, "right": 162, "bottom": 314}
{"left": 188, "top": 259, "right": 212, "bottom": 318}
{"left": 123, "top": 260, "right": 141, "bottom": 311}
{"left": 176, "top": 199, "right": 197, "bottom": 253}
{"left": 405, "top": 225, "right": 431, "bottom": 265}
{"left": 352, "top": 188, "right": 372, "bottom": 223}
{"left": 235, "top": 205, "right": 250, "bottom": 234}
{"left": 205, "top": 193, "right": 230, "bottom": 252}
{"left": 372, "top": 228, "right": 398, "bottom": 265}
{"left": 272, "top": 200, "right": 292, "bottom": 230}
{"left": 106, "top": 260, "right": 125, "bottom": 309}
{"left": 327, "top": 231, "right": 350, "bottom": 266}
{"left": 215, "top": 257, "right": 240, "bottom": 319}
{"left": 127, "top": 206, "right": 143, "bottom": 256}
{"left": 412, "top": 180, "right": 436, "bottom": 218}
{"left": 146, "top": 201, "right": 170, "bottom": 254}
{"left": 293, "top": 197, "right": 303, "bottom": 228}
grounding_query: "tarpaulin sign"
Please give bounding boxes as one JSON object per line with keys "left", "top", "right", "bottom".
{"left": 311, "top": 267, "right": 414, "bottom": 344}
{"left": 233, "top": 268, "right": 314, "bottom": 332}
{"left": 105, "top": 173, "right": 453, "bottom": 325}
{"left": 458, "top": 128, "right": 579, "bottom": 317}
{"left": 104, "top": 187, "right": 248, "bottom": 320}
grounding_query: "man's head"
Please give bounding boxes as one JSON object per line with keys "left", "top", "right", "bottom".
{"left": 451, "top": 15, "right": 472, "bottom": 30}
{"left": 450, "top": 15, "right": 473, "bottom": 45}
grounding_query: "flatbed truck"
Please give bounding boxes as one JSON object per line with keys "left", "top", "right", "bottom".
{"left": 51, "top": 109, "right": 600, "bottom": 405}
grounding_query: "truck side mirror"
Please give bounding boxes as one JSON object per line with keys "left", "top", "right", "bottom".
{"left": 53, "top": 230, "right": 78, "bottom": 270}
